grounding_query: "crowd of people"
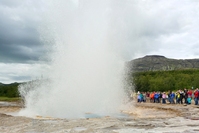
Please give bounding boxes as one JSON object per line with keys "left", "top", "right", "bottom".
{"left": 135, "top": 88, "right": 199, "bottom": 105}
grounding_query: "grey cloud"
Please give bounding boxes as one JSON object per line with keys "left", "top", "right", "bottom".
{"left": 0, "top": 1, "right": 47, "bottom": 63}
{"left": 0, "top": 0, "right": 199, "bottom": 64}
{"left": 0, "top": 43, "right": 44, "bottom": 63}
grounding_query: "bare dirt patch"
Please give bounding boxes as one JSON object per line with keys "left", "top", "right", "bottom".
{"left": 1, "top": 101, "right": 199, "bottom": 133}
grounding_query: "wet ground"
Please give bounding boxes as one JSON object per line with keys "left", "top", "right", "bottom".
{"left": 1, "top": 101, "right": 199, "bottom": 133}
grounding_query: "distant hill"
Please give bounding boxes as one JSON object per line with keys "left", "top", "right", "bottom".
{"left": 127, "top": 55, "right": 199, "bottom": 72}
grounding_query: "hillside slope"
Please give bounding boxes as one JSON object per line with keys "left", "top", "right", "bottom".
{"left": 127, "top": 55, "right": 199, "bottom": 72}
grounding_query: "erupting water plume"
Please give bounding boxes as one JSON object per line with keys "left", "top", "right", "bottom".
{"left": 19, "top": 0, "right": 134, "bottom": 118}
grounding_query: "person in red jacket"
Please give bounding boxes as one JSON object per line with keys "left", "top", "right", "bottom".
{"left": 187, "top": 89, "right": 192, "bottom": 97}
{"left": 194, "top": 88, "right": 199, "bottom": 105}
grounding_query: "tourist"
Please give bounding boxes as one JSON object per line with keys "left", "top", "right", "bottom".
{"left": 170, "top": 91, "right": 175, "bottom": 104}
{"left": 183, "top": 88, "right": 188, "bottom": 104}
{"left": 149, "top": 92, "right": 154, "bottom": 103}
{"left": 187, "top": 89, "right": 192, "bottom": 104}
{"left": 162, "top": 92, "right": 166, "bottom": 104}
{"left": 137, "top": 91, "right": 141, "bottom": 102}
{"left": 146, "top": 92, "right": 150, "bottom": 102}
{"left": 176, "top": 91, "right": 180, "bottom": 104}
{"left": 168, "top": 91, "right": 172, "bottom": 103}
{"left": 179, "top": 90, "right": 184, "bottom": 104}
{"left": 194, "top": 88, "right": 199, "bottom": 105}
{"left": 187, "top": 96, "right": 192, "bottom": 104}
{"left": 154, "top": 92, "right": 160, "bottom": 103}
{"left": 140, "top": 92, "right": 144, "bottom": 102}
{"left": 187, "top": 89, "right": 192, "bottom": 98}
{"left": 159, "top": 92, "right": 162, "bottom": 103}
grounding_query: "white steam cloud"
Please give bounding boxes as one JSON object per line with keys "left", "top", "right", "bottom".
{"left": 19, "top": 0, "right": 129, "bottom": 118}
{"left": 18, "top": 0, "right": 199, "bottom": 119}
{"left": 18, "top": 0, "right": 199, "bottom": 118}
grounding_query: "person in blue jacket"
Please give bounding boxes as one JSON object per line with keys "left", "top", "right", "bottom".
{"left": 170, "top": 91, "right": 175, "bottom": 104}
{"left": 154, "top": 92, "right": 160, "bottom": 103}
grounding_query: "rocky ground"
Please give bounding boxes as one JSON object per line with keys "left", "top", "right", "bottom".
{"left": 1, "top": 101, "right": 199, "bottom": 133}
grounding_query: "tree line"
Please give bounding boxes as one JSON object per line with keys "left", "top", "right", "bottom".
{"left": 1, "top": 69, "right": 199, "bottom": 98}
{"left": 0, "top": 82, "right": 20, "bottom": 97}
{"left": 129, "top": 69, "right": 199, "bottom": 92}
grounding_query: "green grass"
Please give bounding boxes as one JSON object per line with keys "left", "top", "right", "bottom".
{"left": 0, "top": 97, "right": 21, "bottom": 102}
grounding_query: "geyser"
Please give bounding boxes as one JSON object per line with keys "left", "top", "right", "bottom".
{"left": 19, "top": 0, "right": 130, "bottom": 118}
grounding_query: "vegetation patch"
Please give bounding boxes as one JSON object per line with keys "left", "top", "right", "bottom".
{"left": 129, "top": 69, "right": 199, "bottom": 92}
{"left": 0, "top": 82, "right": 21, "bottom": 98}
{"left": 0, "top": 97, "right": 21, "bottom": 102}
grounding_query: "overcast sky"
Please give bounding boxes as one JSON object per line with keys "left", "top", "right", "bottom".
{"left": 1, "top": 0, "right": 199, "bottom": 83}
